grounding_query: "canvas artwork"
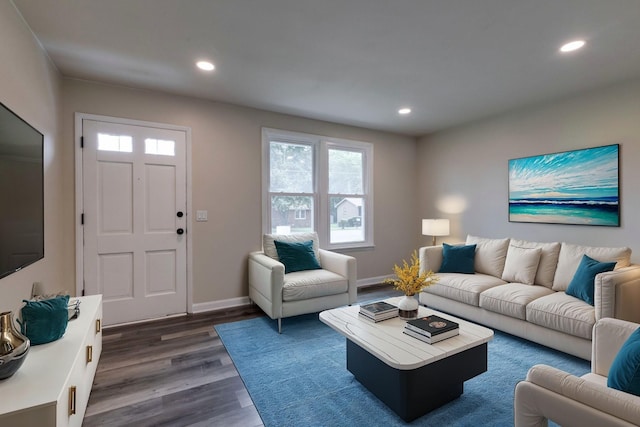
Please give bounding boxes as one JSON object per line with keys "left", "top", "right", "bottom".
{"left": 508, "top": 144, "right": 619, "bottom": 226}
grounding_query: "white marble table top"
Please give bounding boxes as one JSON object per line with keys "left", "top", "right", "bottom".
{"left": 319, "top": 296, "right": 494, "bottom": 370}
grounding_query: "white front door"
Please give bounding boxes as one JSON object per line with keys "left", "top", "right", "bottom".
{"left": 81, "top": 119, "right": 187, "bottom": 325}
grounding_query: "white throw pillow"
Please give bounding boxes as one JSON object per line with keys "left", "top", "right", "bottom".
{"left": 501, "top": 244, "right": 542, "bottom": 285}
{"left": 552, "top": 242, "right": 632, "bottom": 291}
{"left": 509, "top": 239, "right": 561, "bottom": 288}
{"left": 466, "top": 235, "right": 510, "bottom": 278}
{"left": 263, "top": 232, "right": 320, "bottom": 262}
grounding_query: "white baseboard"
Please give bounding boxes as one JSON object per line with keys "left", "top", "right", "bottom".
{"left": 191, "top": 296, "right": 251, "bottom": 314}
{"left": 190, "top": 276, "right": 394, "bottom": 314}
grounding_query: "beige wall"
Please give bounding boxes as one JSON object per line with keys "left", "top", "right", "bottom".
{"left": 0, "top": 2, "right": 64, "bottom": 313}
{"left": 7, "top": 0, "right": 639, "bottom": 313}
{"left": 61, "top": 79, "right": 418, "bottom": 304}
{"left": 417, "top": 78, "right": 640, "bottom": 262}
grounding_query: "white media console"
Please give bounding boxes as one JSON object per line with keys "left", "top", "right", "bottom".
{"left": 0, "top": 295, "right": 103, "bottom": 426}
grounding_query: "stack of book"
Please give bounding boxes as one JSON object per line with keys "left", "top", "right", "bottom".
{"left": 403, "top": 314, "right": 459, "bottom": 344}
{"left": 359, "top": 301, "right": 399, "bottom": 322}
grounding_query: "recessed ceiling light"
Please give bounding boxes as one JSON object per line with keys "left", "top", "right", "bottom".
{"left": 398, "top": 108, "right": 412, "bottom": 115}
{"left": 196, "top": 60, "right": 215, "bottom": 71}
{"left": 559, "top": 40, "right": 585, "bottom": 53}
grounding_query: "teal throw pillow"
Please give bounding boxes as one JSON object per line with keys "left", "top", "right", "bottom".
{"left": 608, "top": 328, "right": 640, "bottom": 396}
{"left": 439, "top": 243, "right": 476, "bottom": 274}
{"left": 274, "top": 240, "right": 322, "bottom": 274}
{"left": 566, "top": 254, "right": 616, "bottom": 306}
{"left": 19, "top": 295, "right": 70, "bottom": 345}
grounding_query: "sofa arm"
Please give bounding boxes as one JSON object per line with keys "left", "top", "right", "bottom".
{"left": 518, "top": 364, "right": 640, "bottom": 426}
{"left": 248, "top": 251, "right": 285, "bottom": 318}
{"left": 419, "top": 246, "right": 443, "bottom": 274}
{"left": 319, "top": 249, "right": 357, "bottom": 304}
{"left": 592, "top": 318, "right": 639, "bottom": 377}
{"left": 595, "top": 265, "right": 640, "bottom": 322}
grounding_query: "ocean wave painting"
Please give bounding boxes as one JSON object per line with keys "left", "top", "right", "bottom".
{"left": 508, "top": 144, "right": 619, "bottom": 226}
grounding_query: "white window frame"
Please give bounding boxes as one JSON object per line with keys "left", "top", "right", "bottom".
{"left": 262, "top": 127, "right": 374, "bottom": 250}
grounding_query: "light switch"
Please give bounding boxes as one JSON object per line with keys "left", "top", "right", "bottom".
{"left": 196, "top": 210, "right": 208, "bottom": 222}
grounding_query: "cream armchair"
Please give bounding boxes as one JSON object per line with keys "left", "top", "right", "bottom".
{"left": 514, "top": 317, "right": 640, "bottom": 427}
{"left": 248, "top": 232, "right": 357, "bottom": 333}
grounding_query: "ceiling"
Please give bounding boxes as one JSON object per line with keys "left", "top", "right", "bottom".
{"left": 12, "top": 0, "right": 640, "bottom": 136}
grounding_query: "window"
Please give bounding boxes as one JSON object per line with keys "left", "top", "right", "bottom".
{"left": 262, "top": 128, "right": 373, "bottom": 249}
{"left": 145, "top": 138, "right": 175, "bottom": 156}
{"left": 97, "top": 133, "right": 132, "bottom": 152}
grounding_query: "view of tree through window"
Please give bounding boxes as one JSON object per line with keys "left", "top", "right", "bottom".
{"left": 269, "top": 141, "right": 314, "bottom": 233}
{"left": 263, "top": 128, "right": 373, "bottom": 248}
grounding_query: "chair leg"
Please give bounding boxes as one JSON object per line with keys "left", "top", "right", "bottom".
{"left": 278, "top": 318, "right": 282, "bottom": 334}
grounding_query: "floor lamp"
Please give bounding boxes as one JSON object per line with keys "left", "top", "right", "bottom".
{"left": 422, "top": 219, "right": 450, "bottom": 246}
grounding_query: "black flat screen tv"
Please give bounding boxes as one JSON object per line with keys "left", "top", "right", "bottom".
{"left": 0, "top": 101, "right": 44, "bottom": 279}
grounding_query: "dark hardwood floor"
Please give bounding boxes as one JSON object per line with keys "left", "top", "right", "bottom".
{"left": 83, "top": 284, "right": 402, "bottom": 427}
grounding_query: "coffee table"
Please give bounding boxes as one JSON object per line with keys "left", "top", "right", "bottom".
{"left": 319, "top": 297, "right": 494, "bottom": 422}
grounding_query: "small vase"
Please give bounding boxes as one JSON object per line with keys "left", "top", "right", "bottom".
{"left": 0, "top": 311, "right": 30, "bottom": 380}
{"left": 398, "top": 294, "right": 419, "bottom": 320}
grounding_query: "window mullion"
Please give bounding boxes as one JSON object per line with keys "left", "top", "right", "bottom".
{"left": 317, "top": 141, "right": 328, "bottom": 247}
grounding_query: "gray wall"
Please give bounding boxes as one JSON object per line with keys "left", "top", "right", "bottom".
{"left": 0, "top": 2, "right": 64, "bottom": 313}
{"left": 3, "top": 1, "right": 640, "bottom": 314}
{"left": 417, "top": 78, "right": 640, "bottom": 262}
{"left": 61, "top": 79, "right": 418, "bottom": 305}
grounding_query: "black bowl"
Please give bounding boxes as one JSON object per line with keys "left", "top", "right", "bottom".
{"left": 0, "top": 346, "right": 30, "bottom": 380}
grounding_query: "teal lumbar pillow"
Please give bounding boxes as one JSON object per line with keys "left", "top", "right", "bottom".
{"left": 439, "top": 243, "right": 476, "bottom": 274}
{"left": 19, "top": 295, "right": 70, "bottom": 345}
{"left": 274, "top": 240, "right": 322, "bottom": 274}
{"left": 608, "top": 328, "right": 640, "bottom": 396}
{"left": 566, "top": 254, "right": 616, "bottom": 306}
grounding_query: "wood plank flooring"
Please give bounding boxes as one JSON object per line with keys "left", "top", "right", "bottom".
{"left": 83, "top": 284, "right": 402, "bottom": 427}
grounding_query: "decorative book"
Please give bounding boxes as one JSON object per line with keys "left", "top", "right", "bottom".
{"left": 403, "top": 327, "right": 459, "bottom": 344}
{"left": 359, "top": 301, "right": 397, "bottom": 316}
{"left": 359, "top": 312, "right": 398, "bottom": 322}
{"left": 359, "top": 301, "right": 398, "bottom": 322}
{"left": 405, "top": 314, "right": 458, "bottom": 337}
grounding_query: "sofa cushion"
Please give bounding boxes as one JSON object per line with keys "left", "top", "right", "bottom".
{"left": 282, "top": 269, "right": 348, "bottom": 302}
{"left": 466, "top": 235, "right": 510, "bottom": 278}
{"left": 424, "top": 272, "right": 507, "bottom": 306}
{"left": 480, "top": 283, "right": 554, "bottom": 320}
{"left": 439, "top": 243, "right": 476, "bottom": 274}
{"left": 501, "top": 244, "right": 542, "bottom": 285}
{"left": 566, "top": 255, "right": 616, "bottom": 306}
{"left": 509, "top": 239, "right": 561, "bottom": 288}
{"left": 552, "top": 243, "right": 631, "bottom": 291}
{"left": 526, "top": 292, "right": 596, "bottom": 339}
{"left": 274, "top": 240, "right": 322, "bottom": 274}
{"left": 264, "top": 232, "right": 320, "bottom": 262}
{"left": 608, "top": 328, "right": 640, "bottom": 396}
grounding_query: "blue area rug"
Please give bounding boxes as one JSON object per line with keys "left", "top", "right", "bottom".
{"left": 215, "top": 313, "right": 589, "bottom": 426}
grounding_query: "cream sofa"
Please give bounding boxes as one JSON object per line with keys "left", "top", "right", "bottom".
{"left": 248, "top": 232, "right": 357, "bottom": 333}
{"left": 419, "top": 236, "right": 640, "bottom": 360}
{"left": 514, "top": 317, "right": 640, "bottom": 427}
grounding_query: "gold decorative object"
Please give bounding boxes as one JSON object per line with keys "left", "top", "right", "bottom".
{"left": 384, "top": 250, "right": 438, "bottom": 296}
{"left": 0, "top": 311, "right": 30, "bottom": 380}
{"left": 384, "top": 251, "right": 439, "bottom": 320}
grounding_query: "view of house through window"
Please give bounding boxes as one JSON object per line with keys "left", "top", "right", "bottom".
{"left": 263, "top": 128, "right": 373, "bottom": 249}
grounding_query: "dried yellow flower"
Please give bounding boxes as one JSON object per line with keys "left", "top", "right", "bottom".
{"left": 383, "top": 250, "right": 438, "bottom": 296}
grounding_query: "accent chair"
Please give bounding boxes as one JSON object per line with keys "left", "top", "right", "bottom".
{"left": 514, "top": 317, "right": 640, "bottom": 427}
{"left": 248, "top": 232, "right": 357, "bottom": 333}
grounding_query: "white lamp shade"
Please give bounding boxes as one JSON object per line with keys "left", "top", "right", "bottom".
{"left": 422, "top": 219, "right": 450, "bottom": 236}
